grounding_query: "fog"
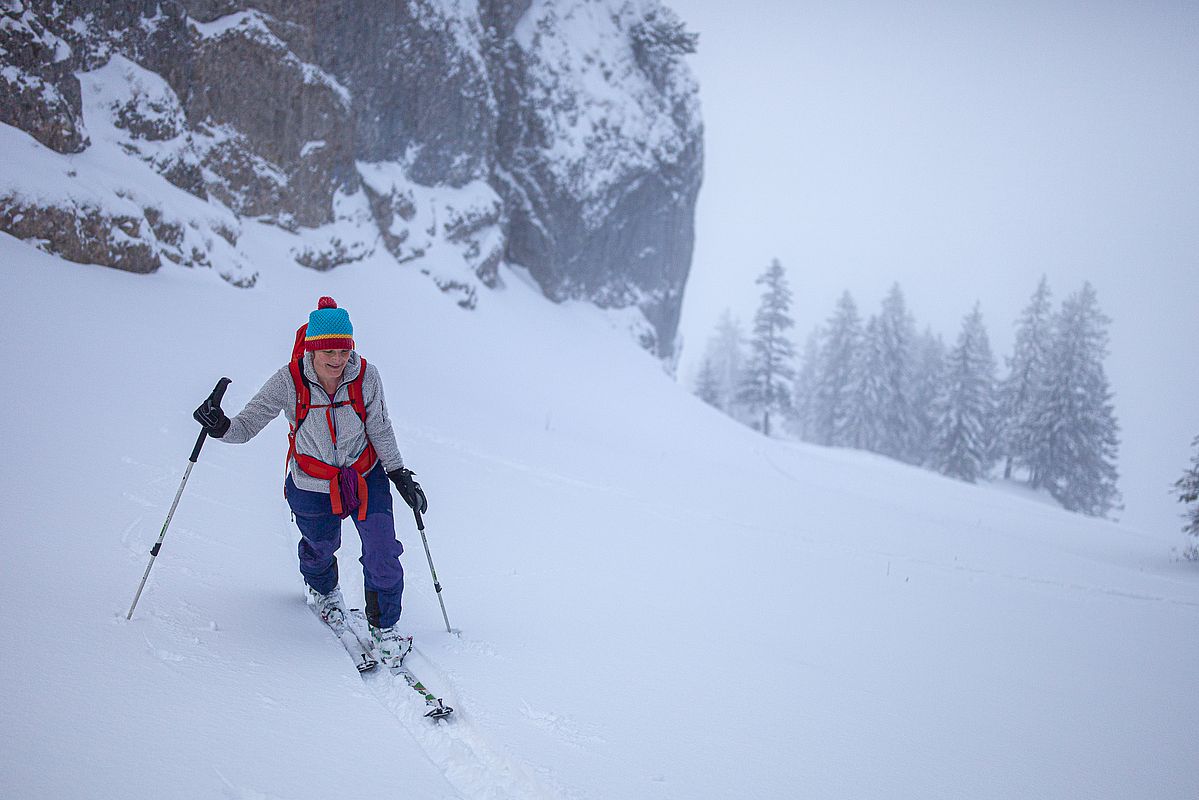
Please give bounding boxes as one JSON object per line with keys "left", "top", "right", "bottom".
{"left": 672, "top": 0, "right": 1199, "bottom": 537}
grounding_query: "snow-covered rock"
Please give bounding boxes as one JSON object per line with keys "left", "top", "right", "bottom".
{"left": 498, "top": 1, "right": 703, "bottom": 358}
{"left": 0, "top": 0, "right": 702, "bottom": 358}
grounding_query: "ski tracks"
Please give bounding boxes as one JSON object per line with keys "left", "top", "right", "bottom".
{"left": 355, "top": 645, "right": 562, "bottom": 800}
{"left": 278, "top": 508, "right": 563, "bottom": 798}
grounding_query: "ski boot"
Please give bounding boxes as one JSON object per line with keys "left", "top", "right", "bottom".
{"left": 369, "top": 623, "right": 413, "bottom": 669}
{"left": 307, "top": 585, "right": 347, "bottom": 627}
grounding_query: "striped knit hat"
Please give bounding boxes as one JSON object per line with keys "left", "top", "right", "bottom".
{"left": 304, "top": 296, "right": 354, "bottom": 351}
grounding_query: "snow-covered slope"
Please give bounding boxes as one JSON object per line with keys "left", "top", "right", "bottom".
{"left": 2, "top": 237, "right": 1197, "bottom": 799}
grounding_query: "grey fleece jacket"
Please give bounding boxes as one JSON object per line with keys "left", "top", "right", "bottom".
{"left": 221, "top": 351, "right": 405, "bottom": 494}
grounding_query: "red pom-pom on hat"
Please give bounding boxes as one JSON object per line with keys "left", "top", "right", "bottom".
{"left": 317, "top": 296, "right": 337, "bottom": 309}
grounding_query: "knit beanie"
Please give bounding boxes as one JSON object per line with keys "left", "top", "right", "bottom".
{"left": 304, "top": 296, "right": 355, "bottom": 351}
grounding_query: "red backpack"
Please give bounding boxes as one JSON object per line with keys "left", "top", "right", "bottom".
{"left": 286, "top": 324, "right": 376, "bottom": 520}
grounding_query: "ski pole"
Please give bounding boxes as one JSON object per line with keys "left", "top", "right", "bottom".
{"left": 413, "top": 508, "right": 455, "bottom": 635}
{"left": 127, "top": 377, "right": 231, "bottom": 620}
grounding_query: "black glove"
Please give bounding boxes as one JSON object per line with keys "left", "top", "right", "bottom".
{"left": 193, "top": 397, "right": 231, "bottom": 438}
{"left": 388, "top": 467, "right": 428, "bottom": 513}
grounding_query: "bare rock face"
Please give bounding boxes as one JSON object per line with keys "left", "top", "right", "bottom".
{"left": 251, "top": 0, "right": 498, "bottom": 188}
{"left": 0, "top": 0, "right": 702, "bottom": 359}
{"left": 184, "top": 10, "right": 356, "bottom": 228}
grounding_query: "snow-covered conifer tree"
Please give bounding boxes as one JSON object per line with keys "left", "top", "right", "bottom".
{"left": 843, "top": 314, "right": 889, "bottom": 452}
{"left": 932, "top": 304, "right": 998, "bottom": 482}
{"left": 1172, "top": 435, "right": 1199, "bottom": 540}
{"left": 737, "top": 259, "right": 797, "bottom": 436}
{"left": 789, "top": 329, "right": 821, "bottom": 442}
{"left": 1022, "top": 283, "right": 1121, "bottom": 516}
{"left": 874, "top": 284, "right": 919, "bottom": 462}
{"left": 842, "top": 285, "right": 917, "bottom": 460}
{"left": 698, "top": 309, "right": 747, "bottom": 418}
{"left": 812, "top": 291, "right": 862, "bottom": 446}
{"left": 909, "top": 328, "right": 948, "bottom": 467}
{"left": 693, "top": 357, "right": 722, "bottom": 408}
{"left": 997, "top": 276, "right": 1054, "bottom": 479}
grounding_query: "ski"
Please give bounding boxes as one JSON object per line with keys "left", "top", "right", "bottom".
{"left": 310, "top": 604, "right": 378, "bottom": 673}
{"left": 393, "top": 661, "right": 454, "bottom": 720}
{"left": 346, "top": 609, "right": 455, "bottom": 720}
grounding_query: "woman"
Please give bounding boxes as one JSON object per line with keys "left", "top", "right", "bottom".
{"left": 192, "top": 296, "right": 427, "bottom": 668}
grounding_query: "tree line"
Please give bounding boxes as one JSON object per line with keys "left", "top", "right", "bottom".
{"left": 694, "top": 260, "right": 1123, "bottom": 518}
{"left": 1175, "top": 436, "right": 1199, "bottom": 553}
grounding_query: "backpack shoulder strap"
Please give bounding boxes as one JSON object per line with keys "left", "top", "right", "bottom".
{"left": 288, "top": 324, "right": 313, "bottom": 428}
{"left": 348, "top": 356, "right": 368, "bottom": 421}
{"left": 288, "top": 356, "right": 311, "bottom": 422}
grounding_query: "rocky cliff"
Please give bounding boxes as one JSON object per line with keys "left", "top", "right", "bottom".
{"left": 0, "top": 0, "right": 702, "bottom": 359}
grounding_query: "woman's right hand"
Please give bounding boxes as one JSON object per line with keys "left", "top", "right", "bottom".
{"left": 193, "top": 397, "right": 230, "bottom": 438}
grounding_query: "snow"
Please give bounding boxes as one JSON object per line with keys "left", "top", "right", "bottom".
{"left": 355, "top": 157, "right": 504, "bottom": 289}
{"left": 0, "top": 5, "right": 73, "bottom": 62}
{"left": 0, "top": 58, "right": 274, "bottom": 282}
{"left": 188, "top": 10, "right": 264, "bottom": 39}
{"left": 2, "top": 224, "right": 1197, "bottom": 799}
{"left": 1, "top": 58, "right": 216, "bottom": 219}
{"left": 513, "top": 0, "right": 700, "bottom": 215}
{"left": 299, "top": 140, "right": 326, "bottom": 158}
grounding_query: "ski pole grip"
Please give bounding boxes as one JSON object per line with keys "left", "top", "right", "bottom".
{"left": 209, "top": 376, "right": 232, "bottom": 407}
{"left": 413, "top": 508, "right": 425, "bottom": 531}
{"left": 189, "top": 377, "right": 231, "bottom": 462}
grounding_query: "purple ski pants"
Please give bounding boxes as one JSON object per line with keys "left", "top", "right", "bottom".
{"left": 285, "top": 464, "right": 404, "bottom": 628}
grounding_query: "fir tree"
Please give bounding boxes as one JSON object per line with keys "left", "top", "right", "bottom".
{"left": 932, "top": 304, "right": 998, "bottom": 483}
{"left": 812, "top": 291, "right": 862, "bottom": 446}
{"left": 1173, "top": 435, "right": 1199, "bottom": 539}
{"left": 844, "top": 314, "right": 888, "bottom": 452}
{"left": 789, "top": 329, "right": 822, "bottom": 442}
{"left": 998, "top": 276, "right": 1054, "bottom": 480}
{"left": 1023, "top": 283, "right": 1121, "bottom": 516}
{"left": 693, "top": 357, "right": 722, "bottom": 408}
{"left": 737, "top": 259, "right": 797, "bottom": 436}
{"left": 873, "top": 284, "right": 919, "bottom": 462}
{"left": 699, "top": 309, "right": 747, "bottom": 418}
{"left": 842, "top": 285, "right": 918, "bottom": 460}
{"left": 909, "top": 328, "right": 948, "bottom": 467}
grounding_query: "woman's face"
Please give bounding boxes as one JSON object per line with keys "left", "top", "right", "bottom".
{"left": 313, "top": 349, "right": 350, "bottom": 384}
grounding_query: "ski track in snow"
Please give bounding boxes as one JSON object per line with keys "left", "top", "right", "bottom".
{"left": 518, "top": 701, "right": 607, "bottom": 750}
{"left": 315, "top": 613, "right": 563, "bottom": 800}
{"left": 282, "top": 508, "right": 563, "bottom": 800}
{"left": 214, "top": 767, "right": 295, "bottom": 800}
{"left": 944, "top": 561, "right": 1199, "bottom": 609}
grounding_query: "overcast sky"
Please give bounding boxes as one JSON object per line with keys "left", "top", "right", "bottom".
{"left": 670, "top": 0, "right": 1199, "bottom": 536}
